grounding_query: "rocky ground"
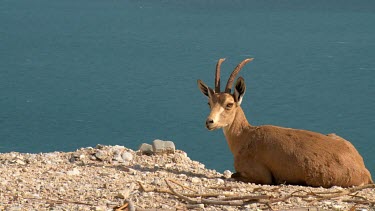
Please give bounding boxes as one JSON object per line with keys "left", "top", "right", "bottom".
{"left": 0, "top": 142, "right": 374, "bottom": 211}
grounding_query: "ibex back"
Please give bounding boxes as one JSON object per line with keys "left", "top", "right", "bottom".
{"left": 197, "top": 58, "right": 372, "bottom": 187}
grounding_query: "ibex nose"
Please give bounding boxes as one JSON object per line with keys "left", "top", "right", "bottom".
{"left": 206, "top": 118, "right": 214, "bottom": 127}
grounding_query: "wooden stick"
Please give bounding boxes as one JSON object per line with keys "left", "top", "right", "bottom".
{"left": 168, "top": 179, "right": 196, "bottom": 192}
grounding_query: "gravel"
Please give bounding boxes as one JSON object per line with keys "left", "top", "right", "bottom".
{"left": 0, "top": 144, "right": 374, "bottom": 211}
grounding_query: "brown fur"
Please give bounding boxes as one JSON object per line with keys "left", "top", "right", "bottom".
{"left": 198, "top": 59, "right": 372, "bottom": 188}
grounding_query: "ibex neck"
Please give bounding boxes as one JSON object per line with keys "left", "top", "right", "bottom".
{"left": 223, "top": 107, "right": 251, "bottom": 154}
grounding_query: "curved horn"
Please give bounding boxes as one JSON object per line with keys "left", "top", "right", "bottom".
{"left": 225, "top": 58, "right": 254, "bottom": 93}
{"left": 215, "top": 58, "right": 226, "bottom": 93}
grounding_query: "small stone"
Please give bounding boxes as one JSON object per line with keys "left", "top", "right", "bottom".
{"left": 191, "top": 177, "right": 201, "bottom": 184}
{"left": 152, "top": 139, "right": 175, "bottom": 154}
{"left": 223, "top": 207, "right": 236, "bottom": 211}
{"left": 115, "top": 191, "right": 127, "bottom": 199}
{"left": 128, "top": 168, "right": 137, "bottom": 175}
{"left": 186, "top": 204, "right": 204, "bottom": 209}
{"left": 158, "top": 171, "right": 167, "bottom": 177}
{"left": 151, "top": 178, "right": 163, "bottom": 186}
{"left": 91, "top": 206, "right": 107, "bottom": 211}
{"left": 95, "top": 144, "right": 105, "bottom": 149}
{"left": 122, "top": 152, "right": 133, "bottom": 162}
{"left": 223, "top": 170, "right": 232, "bottom": 179}
{"left": 161, "top": 204, "right": 171, "bottom": 209}
{"left": 178, "top": 174, "right": 187, "bottom": 179}
{"left": 138, "top": 143, "right": 153, "bottom": 155}
{"left": 172, "top": 153, "right": 185, "bottom": 163}
{"left": 332, "top": 205, "right": 343, "bottom": 210}
{"left": 1, "top": 180, "right": 8, "bottom": 186}
{"left": 164, "top": 163, "right": 174, "bottom": 168}
{"left": 112, "top": 154, "right": 123, "bottom": 162}
{"left": 15, "top": 159, "right": 26, "bottom": 165}
{"left": 7, "top": 206, "right": 22, "bottom": 211}
{"left": 198, "top": 163, "right": 205, "bottom": 169}
{"left": 216, "top": 178, "right": 225, "bottom": 185}
{"left": 95, "top": 150, "right": 107, "bottom": 161}
{"left": 323, "top": 201, "right": 332, "bottom": 206}
{"left": 67, "top": 168, "right": 80, "bottom": 176}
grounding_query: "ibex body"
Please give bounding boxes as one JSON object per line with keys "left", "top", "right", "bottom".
{"left": 198, "top": 58, "right": 372, "bottom": 188}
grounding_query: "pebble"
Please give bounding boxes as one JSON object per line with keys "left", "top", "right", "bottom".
{"left": 178, "top": 174, "right": 187, "bottom": 179}
{"left": 138, "top": 143, "right": 154, "bottom": 155}
{"left": 7, "top": 206, "right": 22, "bottom": 211}
{"left": 91, "top": 206, "right": 107, "bottom": 211}
{"left": 172, "top": 153, "right": 185, "bottom": 163}
{"left": 94, "top": 150, "right": 107, "bottom": 161}
{"left": 151, "top": 178, "right": 163, "bottom": 186}
{"left": 122, "top": 152, "right": 133, "bottom": 162}
{"left": 216, "top": 178, "right": 225, "bottom": 185}
{"left": 223, "top": 170, "right": 232, "bottom": 178}
{"left": 190, "top": 177, "right": 201, "bottom": 184}
{"left": 67, "top": 168, "right": 80, "bottom": 176}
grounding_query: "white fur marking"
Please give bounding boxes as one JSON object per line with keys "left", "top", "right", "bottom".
{"left": 212, "top": 107, "right": 224, "bottom": 123}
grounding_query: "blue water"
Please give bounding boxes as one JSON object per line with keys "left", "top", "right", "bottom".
{"left": 1, "top": 0, "right": 374, "bottom": 175}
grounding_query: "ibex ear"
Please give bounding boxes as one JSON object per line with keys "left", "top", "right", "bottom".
{"left": 234, "top": 77, "right": 246, "bottom": 105}
{"left": 197, "top": 80, "right": 214, "bottom": 98}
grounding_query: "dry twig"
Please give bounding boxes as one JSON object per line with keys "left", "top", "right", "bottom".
{"left": 138, "top": 178, "right": 375, "bottom": 209}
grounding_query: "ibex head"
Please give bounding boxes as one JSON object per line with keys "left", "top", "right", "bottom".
{"left": 197, "top": 58, "right": 253, "bottom": 130}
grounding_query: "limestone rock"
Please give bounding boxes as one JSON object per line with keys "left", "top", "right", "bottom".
{"left": 122, "top": 152, "right": 133, "bottom": 162}
{"left": 152, "top": 139, "right": 175, "bottom": 154}
{"left": 138, "top": 143, "right": 153, "bottom": 155}
{"left": 223, "top": 170, "right": 232, "bottom": 179}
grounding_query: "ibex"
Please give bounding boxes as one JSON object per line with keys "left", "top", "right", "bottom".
{"left": 197, "top": 58, "right": 372, "bottom": 187}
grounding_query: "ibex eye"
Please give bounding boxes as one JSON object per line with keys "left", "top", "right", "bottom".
{"left": 226, "top": 103, "right": 234, "bottom": 109}
{"left": 207, "top": 102, "right": 211, "bottom": 107}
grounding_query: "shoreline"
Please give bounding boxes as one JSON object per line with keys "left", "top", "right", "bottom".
{"left": 1, "top": 144, "right": 374, "bottom": 211}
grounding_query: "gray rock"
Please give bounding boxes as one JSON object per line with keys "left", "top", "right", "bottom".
{"left": 151, "top": 178, "right": 163, "bottom": 186}
{"left": 122, "top": 152, "right": 133, "bottom": 161}
{"left": 138, "top": 143, "right": 153, "bottom": 155}
{"left": 94, "top": 150, "right": 107, "bottom": 161}
{"left": 152, "top": 139, "right": 175, "bottom": 154}
{"left": 112, "top": 154, "right": 123, "bottom": 162}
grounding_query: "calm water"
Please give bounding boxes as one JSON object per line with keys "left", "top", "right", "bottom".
{"left": 1, "top": 0, "right": 374, "bottom": 175}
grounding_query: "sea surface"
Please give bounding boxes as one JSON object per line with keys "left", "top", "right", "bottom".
{"left": 1, "top": 0, "right": 374, "bottom": 175}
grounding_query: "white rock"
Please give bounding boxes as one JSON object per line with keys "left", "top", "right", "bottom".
{"left": 15, "top": 159, "right": 26, "bottom": 165}
{"left": 92, "top": 206, "right": 107, "bottom": 211}
{"left": 67, "top": 168, "right": 80, "bottom": 176}
{"left": 191, "top": 177, "right": 201, "bottom": 184}
{"left": 223, "top": 170, "right": 232, "bottom": 178}
{"left": 178, "top": 174, "right": 187, "bottom": 179}
{"left": 164, "top": 163, "right": 174, "bottom": 168}
{"left": 323, "top": 201, "right": 332, "bottom": 206}
{"left": 332, "top": 205, "right": 344, "bottom": 210}
{"left": 122, "top": 152, "right": 133, "bottom": 162}
{"left": 198, "top": 163, "right": 205, "bottom": 169}
{"left": 216, "top": 178, "right": 225, "bottom": 185}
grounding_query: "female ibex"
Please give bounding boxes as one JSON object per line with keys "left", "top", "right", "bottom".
{"left": 197, "top": 58, "right": 372, "bottom": 187}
